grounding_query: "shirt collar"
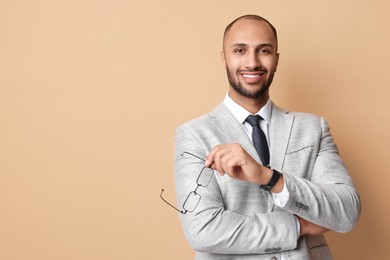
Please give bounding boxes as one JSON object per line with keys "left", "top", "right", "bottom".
{"left": 224, "top": 93, "right": 272, "bottom": 125}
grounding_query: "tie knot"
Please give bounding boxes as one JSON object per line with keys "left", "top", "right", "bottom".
{"left": 245, "top": 114, "right": 263, "bottom": 127}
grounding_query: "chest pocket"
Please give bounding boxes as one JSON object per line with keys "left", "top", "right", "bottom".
{"left": 282, "top": 145, "right": 315, "bottom": 178}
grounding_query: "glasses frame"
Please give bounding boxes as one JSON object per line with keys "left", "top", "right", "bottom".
{"left": 160, "top": 152, "right": 214, "bottom": 214}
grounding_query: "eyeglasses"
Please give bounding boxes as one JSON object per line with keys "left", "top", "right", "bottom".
{"left": 160, "top": 152, "right": 214, "bottom": 214}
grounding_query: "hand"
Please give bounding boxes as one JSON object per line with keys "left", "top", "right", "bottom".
{"left": 205, "top": 143, "right": 270, "bottom": 185}
{"left": 297, "top": 216, "right": 329, "bottom": 236}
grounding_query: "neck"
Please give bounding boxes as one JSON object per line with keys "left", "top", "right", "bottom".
{"left": 228, "top": 89, "right": 269, "bottom": 114}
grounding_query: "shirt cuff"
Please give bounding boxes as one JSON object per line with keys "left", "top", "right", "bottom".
{"left": 295, "top": 216, "right": 301, "bottom": 239}
{"left": 271, "top": 180, "right": 289, "bottom": 207}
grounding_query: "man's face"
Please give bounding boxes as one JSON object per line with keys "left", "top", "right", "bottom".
{"left": 222, "top": 19, "right": 279, "bottom": 100}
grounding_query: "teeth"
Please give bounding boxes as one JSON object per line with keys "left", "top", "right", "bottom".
{"left": 243, "top": 74, "right": 259, "bottom": 78}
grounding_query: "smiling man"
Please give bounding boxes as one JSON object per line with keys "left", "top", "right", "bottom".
{"left": 172, "top": 15, "right": 360, "bottom": 259}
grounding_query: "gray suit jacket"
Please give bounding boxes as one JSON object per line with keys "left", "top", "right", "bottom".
{"left": 174, "top": 102, "right": 360, "bottom": 259}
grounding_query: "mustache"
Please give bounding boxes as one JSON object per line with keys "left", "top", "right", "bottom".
{"left": 239, "top": 68, "right": 267, "bottom": 73}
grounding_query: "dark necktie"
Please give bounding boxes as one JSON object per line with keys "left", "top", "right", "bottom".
{"left": 245, "top": 115, "right": 270, "bottom": 166}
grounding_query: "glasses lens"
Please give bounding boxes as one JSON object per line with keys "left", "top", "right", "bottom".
{"left": 183, "top": 191, "right": 201, "bottom": 212}
{"left": 197, "top": 167, "right": 213, "bottom": 187}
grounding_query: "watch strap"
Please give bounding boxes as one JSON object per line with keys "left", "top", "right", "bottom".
{"left": 259, "top": 168, "right": 281, "bottom": 191}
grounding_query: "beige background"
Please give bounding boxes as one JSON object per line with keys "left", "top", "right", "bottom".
{"left": 1, "top": 0, "right": 389, "bottom": 259}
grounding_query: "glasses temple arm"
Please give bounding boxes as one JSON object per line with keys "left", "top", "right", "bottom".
{"left": 181, "top": 152, "right": 206, "bottom": 162}
{"left": 160, "top": 189, "right": 187, "bottom": 214}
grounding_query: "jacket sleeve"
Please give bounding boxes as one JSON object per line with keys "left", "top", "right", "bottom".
{"left": 174, "top": 125, "right": 299, "bottom": 255}
{"left": 278, "top": 117, "right": 361, "bottom": 232}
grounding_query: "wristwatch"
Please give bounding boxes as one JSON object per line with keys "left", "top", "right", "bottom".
{"left": 259, "top": 167, "right": 282, "bottom": 191}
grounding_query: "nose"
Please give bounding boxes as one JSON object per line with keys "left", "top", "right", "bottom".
{"left": 244, "top": 51, "right": 260, "bottom": 69}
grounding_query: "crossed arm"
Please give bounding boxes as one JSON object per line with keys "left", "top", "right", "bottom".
{"left": 174, "top": 120, "right": 360, "bottom": 254}
{"left": 205, "top": 143, "right": 330, "bottom": 237}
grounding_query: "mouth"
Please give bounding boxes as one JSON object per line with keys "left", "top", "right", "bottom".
{"left": 240, "top": 71, "right": 266, "bottom": 83}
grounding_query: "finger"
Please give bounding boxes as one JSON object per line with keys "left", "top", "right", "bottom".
{"left": 215, "top": 145, "right": 238, "bottom": 176}
{"left": 206, "top": 144, "right": 240, "bottom": 166}
{"left": 219, "top": 152, "right": 238, "bottom": 175}
{"left": 205, "top": 145, "right": 221, "bottom": 166}
{"left": 209, "top": 162, "right": 231, "bottom": 177}
{"left": 213, "top": 147, "right": 231, "bottom": 175}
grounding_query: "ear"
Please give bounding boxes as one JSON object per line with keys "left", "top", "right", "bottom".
{"left": 274, "top": 52, "right": 280, "bottom": 72}
{"left": 220, "top": 51, "right": 227, "bottom": 69}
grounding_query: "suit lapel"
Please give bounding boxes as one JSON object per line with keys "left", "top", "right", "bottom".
{"left": 269, "top": 103, "right": 295, "bottom": 171}
{"left": 268, "top": 103, "right": 295, "bottom": 211}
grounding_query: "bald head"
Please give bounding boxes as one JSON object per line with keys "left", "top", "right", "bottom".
{"left": 223, "top": 15, "right": 278, "bottom": 51}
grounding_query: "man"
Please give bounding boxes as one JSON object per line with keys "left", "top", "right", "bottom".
{"left": 173, "top": 15, "right": 360, "bottom": 259}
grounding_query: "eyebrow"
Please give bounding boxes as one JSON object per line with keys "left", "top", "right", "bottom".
{"left": 230, "top": 43, "right": 275, "bottom": 49}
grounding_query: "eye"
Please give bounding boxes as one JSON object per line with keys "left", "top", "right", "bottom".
{"left": 234, "top": 48, "right": 245, "bottom": 54}
{"left": 258, "top": 48, "right": 271, "bottom": 54}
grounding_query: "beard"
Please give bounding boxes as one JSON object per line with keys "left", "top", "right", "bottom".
{"left": 226, "top": 65, "right": 275, "bottom": 99}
